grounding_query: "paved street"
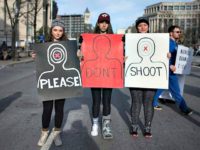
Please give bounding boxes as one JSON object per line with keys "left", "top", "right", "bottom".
{"left": 0, "top": 61, "right": 199, "bottom": 150}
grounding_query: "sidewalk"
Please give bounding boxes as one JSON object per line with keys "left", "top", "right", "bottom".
{"left": 0, "top": 51, "right": 33, "bottom": 68}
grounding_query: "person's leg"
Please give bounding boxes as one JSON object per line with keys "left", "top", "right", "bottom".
{"left": 102, "top": 88, "right": 112, "bottom": 116}
{"left": 143, "top": 89, "right": 155, "bottom": 138}
{"left": 102, "top": 88, "right": 113, "bottom": 139}
{"left": 38, "top": 100, "right": 53, "bottom": 146}
{"left": 53, "top": 99, "right": 65, "bottom": 146}
{"left": 169, "top": 75, "right": 192, "bottom": 114}
{"left": 153, "top": 89, "right": 164, "bottom": 108}
{"left": 54, "top": 99, "right": 65, "bottom": 128}
{"left": 91, "top": 88, "right": 101, "bottom": 118}
{"left": 42, "top": 100, "right": 54, "bottom": 129}
{"left": 91, "top": 88, "right": 101, "bottom": 136}
{"left": 129, "top": 88, "right": 142, "bottom": 136}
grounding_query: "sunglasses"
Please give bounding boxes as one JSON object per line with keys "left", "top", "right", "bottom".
{"left": 173, "top": 31, "right": 181, "bottom": 33}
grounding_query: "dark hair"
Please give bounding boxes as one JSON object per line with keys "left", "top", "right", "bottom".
{"left": 48, "top": 26, "right": 68, "bottom": 42}
{"left": 168, "top": 25, "right": 180, "bottom": 33}
{"left": 135, "top": 17, "right": 149, "bottom": 28}
{"left": 93, "top": 13, "right": 114, "bottom": 34}
{"left": 135, "top": 17, "right": 149, "bottom": 33}
{"left": 93, "top": 22, "right": 114, "bottom": 34}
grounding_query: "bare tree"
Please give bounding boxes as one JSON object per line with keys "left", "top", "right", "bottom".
{"left": 32, "top": 0, "right": 43, "bottom": 42}
{"left": 5, "top": 0, "right": 31, "bottom": 60}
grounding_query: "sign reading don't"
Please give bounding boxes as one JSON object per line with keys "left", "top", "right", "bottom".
{"left": 80, "top": 34, "right": 124, "bottom": 88}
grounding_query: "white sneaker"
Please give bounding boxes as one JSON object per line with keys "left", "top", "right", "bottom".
{"left": 91, "top": 124, "right": 99, "bottom": 136}
{"left": 37, "top": 130, "right": 49, "bottom": 146}
{"left": 52, "top": 128, "right": 62, "bottom": 146}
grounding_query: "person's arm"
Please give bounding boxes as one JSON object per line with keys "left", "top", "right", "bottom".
{"left": 122, "top": 35, "right": 127, "bottom": 62}
{"left": 77, "top": 36, "right": 84, "bottom": 61}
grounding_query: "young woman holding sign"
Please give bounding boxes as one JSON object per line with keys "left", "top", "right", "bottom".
{"left": 32, "top": 19, "right": 67, "bottom": 147}
{"left": 128, "top": 18, "right": 155, "bottom": 138}
{"left": 78, "top": 13, "right": 114, "bottom": 139}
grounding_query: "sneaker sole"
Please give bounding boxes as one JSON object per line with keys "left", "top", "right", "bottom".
{"left": 154, "top": 107, "right": 162, "bottom": 111}
{"left": 103, "top": 136, "right": 113, "bottom": 140}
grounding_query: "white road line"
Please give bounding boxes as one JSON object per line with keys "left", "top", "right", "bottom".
{"left": 40, "top": 131, "right": 54, "bottom": 150}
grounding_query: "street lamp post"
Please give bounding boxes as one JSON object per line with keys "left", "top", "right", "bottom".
{"left": 26, "top": 0, "right": 31, "bottom": 51}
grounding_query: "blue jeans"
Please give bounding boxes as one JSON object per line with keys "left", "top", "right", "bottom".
{"left": 153, "top": 74, "right": 188, "bottom": 112}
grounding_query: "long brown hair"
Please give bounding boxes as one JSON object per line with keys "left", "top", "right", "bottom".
{"left": 48, "top": 27, "right": 68, "bottom": 42}
{"left": 93, "top": 23, "right": 114, "bottom": 34}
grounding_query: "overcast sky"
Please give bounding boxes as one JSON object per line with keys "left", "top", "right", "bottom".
{"left": 56, "top": 0, "right": 192, "bottom": 32}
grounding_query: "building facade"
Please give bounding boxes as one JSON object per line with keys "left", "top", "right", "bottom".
{"left": 0, "top": 0, "right": 52, "bottom": 47}
{"left": 60, "top": 8, "right": 93, "bottom": 39}
{"left": 60, "top": 14, "right": 84, "bottom": 39}
{"left": 143, "top": 0, "right": 200, "bottom": 46}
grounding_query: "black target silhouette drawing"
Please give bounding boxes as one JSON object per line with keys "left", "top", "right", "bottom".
{"left": 125, "top": 36, "right": 168, "bottom": 89}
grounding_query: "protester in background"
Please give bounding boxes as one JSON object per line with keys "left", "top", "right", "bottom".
{"left": 78, "top": 13, "right": 114, "bottom": 139}
{"left": 153, "top": 25, "right": 193, "bottom": 115}
{"left": 32, "top": 19, "right": 67, "bottom": 147}
{"left": 0, "top": 41, "right": 10, "bottom": 60}
{"left": 127, "top": 18, "right": 155, "bottom": 138}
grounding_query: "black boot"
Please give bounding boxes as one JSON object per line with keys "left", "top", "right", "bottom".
{"left": 144, "top": 126, "right": 152, "bottom": 138}
{"left": 130, "top": 125, "right": 138, "bottom": 137}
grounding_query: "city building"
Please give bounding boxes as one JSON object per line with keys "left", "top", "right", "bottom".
{"left": 59, "top": 14, "right": 84, "bottom": 39}
{"left": 59, "top": 8, "right": 93, "bottom": 39}
{"left": 143, "top": 0, "right": 200, "bottom": 46}
{"left": 0, "top": 0, "right": 52, "bottom": 47}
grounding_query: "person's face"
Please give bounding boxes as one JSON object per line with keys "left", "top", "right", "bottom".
{"left": 170, "top": 27, "right": 181, "bottom": 40}
{"left": 98, "top": 21, "right": 109, "bottom": 33}
{"left": 137, "top": 22, "right": 149, "bottom": 33}
{"left": 52, "top": 26, "right": 64, "bottom": 41}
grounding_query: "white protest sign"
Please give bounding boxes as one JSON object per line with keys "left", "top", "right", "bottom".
{"left": 125, "top": 33, "right": 169, "bottom": 89}
{"left": 174, "top": 45, "right": 193, "bottom": 75}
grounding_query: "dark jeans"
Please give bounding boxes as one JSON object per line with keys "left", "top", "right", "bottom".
{"left": 91, "top": 88, "right": 112, "bottom": 118}
{"left": 42, "top": 99, "right": 65, "bottom": 129}
{"left": 129, "top": 88, "right": 155, "bottom": 128}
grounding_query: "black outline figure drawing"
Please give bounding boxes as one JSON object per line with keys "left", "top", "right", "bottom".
{"left": 81, "top": 34, "right": 123, "bottom": 88}
{"left": 125, "top": 37, "right": 168, "bottom": 88}
{"left": 37, "top": 43, "right": 81, "bottom": 90}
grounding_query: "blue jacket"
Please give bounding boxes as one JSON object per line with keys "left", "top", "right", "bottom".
{"left": 169, "top": 38, "right": 178, "bottom": 75}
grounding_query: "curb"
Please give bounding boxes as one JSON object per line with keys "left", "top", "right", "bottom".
{"left": 0, "top": 58, "right": 33, "bottom": 68}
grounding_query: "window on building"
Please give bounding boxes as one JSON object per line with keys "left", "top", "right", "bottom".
{"left": 192, "top": 18, "right": 197, "bottom": 26}
{"left": 186, "top": 5, "right": 191, "bottom": 10}
{"left": 168, "top": 6, "right": 173, "bottom": 10}
{"left": 180, "top": 6, "right": 185, "bottom": 10}
{"left": 186, "top": 19, "right": 191, "bottom": 28}
{"left": 164, "top": 6, "right": 167, "bottom": 10}
{"left": 175, "top": 19, "right": 179, "bottom": 25}
{"left": 180, "top": 19, "right": 185, "bottom": 29}
{"left": 160, "top": 6, "right": 163, "bottom": 10}
{"left": 174, "top": 6, "right": 179, "bottom": 10}
{"left": 193, "top": 5, "right": 198, "bottom": 10}
{"left": 169, "top": 19, "right": 173, "bottom": 27}
{"left": 157, "top": 6, "right": 160, "bottom": 11}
